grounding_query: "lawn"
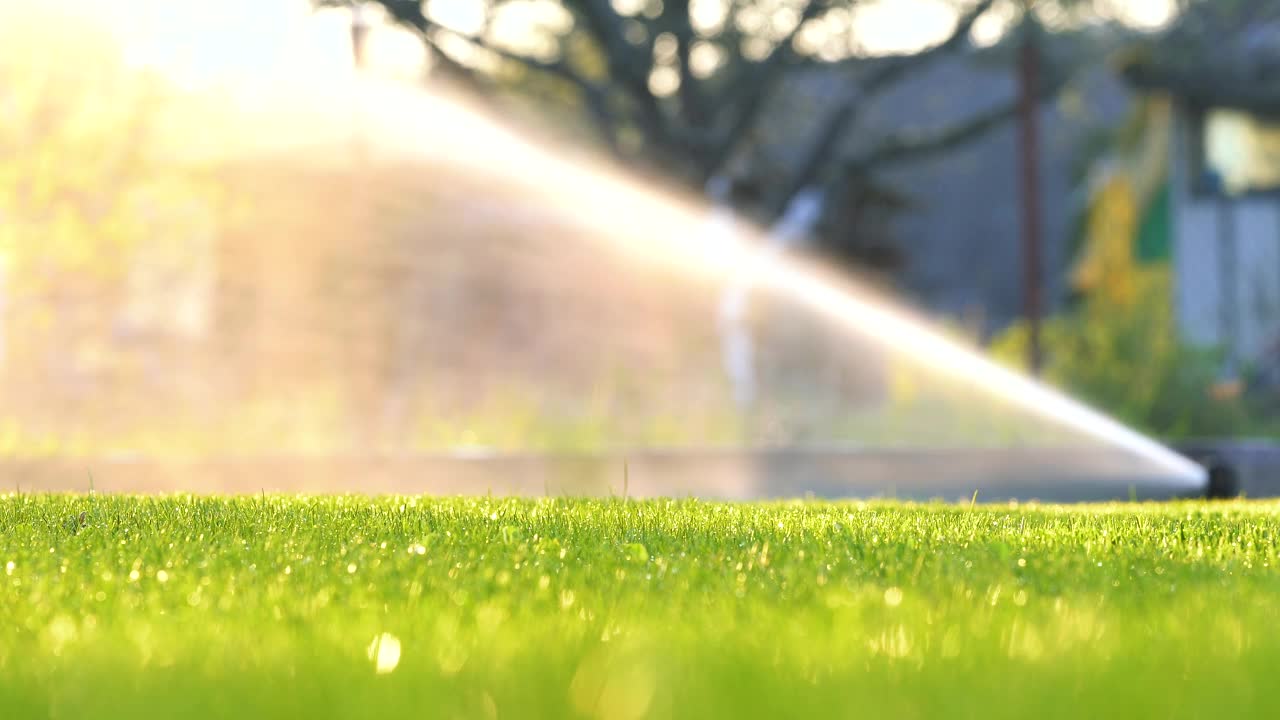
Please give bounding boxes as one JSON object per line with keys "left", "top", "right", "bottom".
{"left": 2, "top": 493, "right": 1278, "bottom": 719}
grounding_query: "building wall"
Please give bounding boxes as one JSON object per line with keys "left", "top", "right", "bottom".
{"left": 1171, "top": 109, "right": 1280, "bottom": 365}
{"left": 758, "top": 63, "right": 1134, "bottom": 337}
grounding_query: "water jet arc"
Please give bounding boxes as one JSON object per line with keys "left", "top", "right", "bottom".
{"left": 0, "top": 61, "right": 1209, "bottom": 501}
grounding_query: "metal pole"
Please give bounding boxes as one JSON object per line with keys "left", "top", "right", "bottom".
{"left": 1218, "top": 193, "right": 1237, "bottom": 377}
{"left": 1017, "top": 20, "right": 1044, "bottom": 374}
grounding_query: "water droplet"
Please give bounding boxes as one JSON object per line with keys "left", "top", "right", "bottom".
{"left": 44, "top": 615, "right": 78, "bottom": 657}
{"left": 1017, "top": 558, "right": 1027, "bottom": 567}
{"left": 156, "top": 570, "right": 169, "bottom": 583}
{"left": 347, "top": 563, "right": 358, "bottom": 574}
{"left": 413, "top": 544, "right": 426, "bottom": 555}
{"left": 367, "top": 632, "right": 402, "bottom": 674}
{"left": 128, "top": 569, "right": 141, "bottom": 582}
{"left": 624, "top": 543, "right": 648, "bottom": 563}
{"left": 883, "top": 587, "right": 904, "bottom": 607}
{"left": 4, "top": 561, "right": 13, "bottom": 576}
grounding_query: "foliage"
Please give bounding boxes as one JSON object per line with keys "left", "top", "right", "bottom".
{"left": 4, "top": 494, "right": 1280, "bottom": 719}
{"left": 0, "top": 13, "right": 209, "bottom": 285}
{"left": 991, "top": 266, "right": 1263, "bottom": 439}
{"left": 0, "top": 14, "right": 242, "bottom": 444}
{"left": 991, "top": 93, "right": 1280, "bottom": 439}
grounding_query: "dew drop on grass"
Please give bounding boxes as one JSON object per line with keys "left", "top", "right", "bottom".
{"left": 44, "top": 615, "right": 78, "bottom": 657}
{"left": 348, "top": 563, "right": 358, "bottom": 574}
{"left": 156, "top": 570, "right": 169, "bottom": 583}
{"left": 884, "top": 587, "right": 904, "bottom": 607}
{"left": 367, "top": 632, "right": 402, "bottom": 675}
{"left": 4, "top": 561, "right": 12, "bottom": 576}
{"left": 624, "top": 543, "right": 648, "bottom": 563}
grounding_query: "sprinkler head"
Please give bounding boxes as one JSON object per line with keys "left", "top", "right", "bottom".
{"left": 1204, "top": 458, "right": 1240, "bottom": 500}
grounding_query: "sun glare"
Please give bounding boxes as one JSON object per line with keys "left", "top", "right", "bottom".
{"left": 3, "top": 0, "right": 424, "bottom": 97}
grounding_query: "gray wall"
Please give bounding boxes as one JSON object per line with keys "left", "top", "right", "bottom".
{"left": 1170, "top": 108, "right": 1280, "bottom": 365}
{"left": 750, "top": 55, "right": 1135, "bottom": 336}
{"left": 868, "top": 63, "right": 1131, "bottom": 335}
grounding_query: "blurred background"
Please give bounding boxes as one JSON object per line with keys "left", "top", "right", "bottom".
{"left": 1, "top": 0, "right": 1279, "bottom": 470}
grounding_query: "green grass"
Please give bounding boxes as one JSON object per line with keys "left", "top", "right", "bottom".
{"left": 3, "top": 494, "right": 1279, "bottom": 719}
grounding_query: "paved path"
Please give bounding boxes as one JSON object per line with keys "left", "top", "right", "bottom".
{"left": 2, "top": 447, "right": 1207, "bottom": 503}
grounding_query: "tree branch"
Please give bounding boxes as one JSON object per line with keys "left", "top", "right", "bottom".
{"left": 420, "top": 32, "right": 497, "bottom": 92}
{"left": 853, "top": 103, "right": 1019, "bottom": 170}
{"left": 561, "top": 0, "right": 648, "bottom": 87}
{"left": 701, "top": 0, "right": 828, "bottom": 179}
{"left": 844, "top": 64, "right": 1069, "bottom": 173}
{"left": 768, "top": 0, "right": 997, "bottom": 216}
{"left": 857, "top": 0, "right": 996, "bottom": 96}
{"left": 561, "top": 0, "right": 674, "bottom": 149}
{"left": 354, "top": 0, "right": 629, "bottom": 155}
{"left": 1122, "top": 57, "right": 1280, "bottom": 117}
{"left": 444, "top": 31, "right": 630, "bottom": 152}
{"left": 668, "top": 0, "right": 708, "bottom": 131}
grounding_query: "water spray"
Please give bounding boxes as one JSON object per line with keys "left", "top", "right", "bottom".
{"left": 0, "top": 9, "right": 1214, "bottom": 500}
{"left": 715, "top": 183, "right": 826, "bottom": 410}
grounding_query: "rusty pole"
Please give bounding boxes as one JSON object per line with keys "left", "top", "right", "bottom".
{"left": 1016, "top": 19, "right": 1044, "bottom": 374}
